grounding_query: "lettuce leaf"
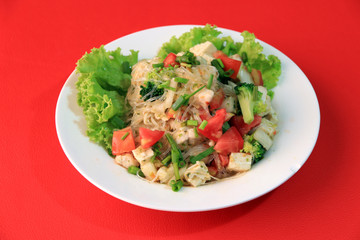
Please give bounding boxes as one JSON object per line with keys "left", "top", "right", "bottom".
{"left": 158, "top": 26, "right": 281, "bottom": 90}
{"left": 157, "top": 24, "right": 242, "bottom": 58}
{"left": 239, "top": 31, "right": 281, "bottom": 90}
{"left": 76, "top": 46, "right": 138, "bottom": 154}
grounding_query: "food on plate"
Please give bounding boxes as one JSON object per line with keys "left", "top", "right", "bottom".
{"left": 75, "top": 24, "right": 281, "bottom": 191}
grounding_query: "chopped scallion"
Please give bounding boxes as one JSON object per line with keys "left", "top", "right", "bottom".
{"left": 217, "top": 58, "right": 224, "bottom": 68}
{"left": 163, "top": 86, "right": 176, "bottom": 91}
{"left": 199, "top": 120, "right": 208, "bottom": 130}
{"left": 174, "top": 77, "right": 189, "bottom": 84}
{"left": 194, "top": 127, "right": 199, "bottom": 138}
{"left": 161, "top": 155, "right": 171, "bottom": 166}
{"left": 152, "top": 63, "right": 164, "bottom": 68}
{"left": 121, "top": 132, "right": 129, "bottom": 140}
{"left": 127, "top": 166, "right": 145, "bottom": 177}
{"left": 186, "top": 120, "right": 198, "bottom": 126}
{"left": 190, "top": 147, "right": 215, "bottom": 164}
{"left": 207, "top": 74, "right": 214, "bottom": 89}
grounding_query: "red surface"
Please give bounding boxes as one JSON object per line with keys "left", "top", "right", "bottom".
{"left": 1, "top": 0, "right": 360, "bottom": 239}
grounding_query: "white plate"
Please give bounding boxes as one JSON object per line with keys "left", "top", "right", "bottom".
{"left": 55, "top": 25, "right": 320, "bottom": 212}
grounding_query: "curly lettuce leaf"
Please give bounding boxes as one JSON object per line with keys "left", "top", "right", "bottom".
{"left": 239, "top": 31, "right": 281, "bottom": 90}
{"left": 157, "top": 24, "right": 242, "bottom": 58}
{"left": 76, "top": 46, "right": 138, "bottom": 154}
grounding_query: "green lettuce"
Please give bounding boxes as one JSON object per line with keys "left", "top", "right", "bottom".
{"left": 239, "top": 31, "right": 281, "bottom": 90}
{"left": 76, "top": 46, "right": 138, "bottom": 154}
{"left": 157, "top": 25, "right": 281, "bottom": 90}
{"left": 157, "top": 24, "right": 242, "bottom": 58}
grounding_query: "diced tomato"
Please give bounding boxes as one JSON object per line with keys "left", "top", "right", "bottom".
{"left": 209, "top": 88, "right": 225, "bottom": 111}
{"left": 112, "top": 127, "right": 136, "bottom": 155}
{"left": 163, "top": 53, "right": 179, "bottom": 68}
{"left": 251, "top": 68, "right": 263, "bottom": 86}
{"left": 230, "top": 115, "right": 262, "bottom": 137}
{"left": 139, "top": 127, "right": 165, "bottom": 149}
{"left": 198, "top": 109, "right": 227, "bottom": 141}
{"left": 219, "top": 154, "right": 229, "bottom": 167}
{"left": 213, "top": 50, "right": 242, "bottom": 79}
{"left": 207, "top": 164, "right": 218, "bottom": 176}
{"left": 214, "top": 127, "right": 243, "bottom": 155}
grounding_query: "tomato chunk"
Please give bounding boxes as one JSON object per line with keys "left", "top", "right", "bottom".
{"left": 198, "top": 109, "right": 227, "bottom": 141}
{"left": 214, "top": 127, "right": 243, "bottom": 155}
{"left": 213, "top": 50, "right": 242, "bottom": 79}
{"left": 219, "top": 154, "right": 229, "bottom": 167}
{"left": 209, "top": 88, "right": 225, "bottom": 111}
{"left": 139, "top": 127, "right": 165, "bottom": 149}
{"left": 163, "top": 53, "right": 179, "bottom": 68}
{"left": 112, "top": 127, "right": 136, "bottom": 155}
{"left": 230, "top": 115, "right": 262, "bottom": 137}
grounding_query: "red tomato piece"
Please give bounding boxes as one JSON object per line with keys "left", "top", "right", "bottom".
{"left": 209, "top": 88, "right": 225, "bottom": 111}
{"left": 214, "top": 127, "right": 244, "bottom": 155}
{"left": 198, "top": 109, "right": 227, "bottom": 141}
{"left": 112, "top": 127, "right": 136, "bottom": 155}
{"left": 251, "top": 68, "right": 264, "bottom": 86}
{"left": 230, "top": 115, "right": 262, "bottom": 137}
{"left": 139, "top": 127, "right": 165, "bottom": 149}
{"left": 213, "top": 50, "right": 242, "bottom": 79}
{"left": 207, "top": 164, "right": 218, "bottom": 176}
{"left": 163, "top": 53, "right": 179, "bottom": 68}
{"left": 219, "top": 154, "right": 229, "bottom": 167}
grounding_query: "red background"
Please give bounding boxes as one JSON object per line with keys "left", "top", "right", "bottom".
{"left": 1, "top": 0, "right": 360, "bottom": 239}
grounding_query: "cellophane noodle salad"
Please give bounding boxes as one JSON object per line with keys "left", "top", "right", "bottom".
{"left": 75, "top": 25, "right": 281, "bottom": 192}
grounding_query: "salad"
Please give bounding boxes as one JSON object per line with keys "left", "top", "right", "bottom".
{"left": 75, "top": 25, "right": 281, "bottom": 192}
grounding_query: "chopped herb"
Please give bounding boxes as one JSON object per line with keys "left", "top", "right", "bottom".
{"left": 121, "top": 132, "right": 129, "bottom": 140}
{"left": 194, "top": 127, "right": 199, "bottom": 138}
{"left": 207, "top": 74, "right": 214, "bottom": 89}
{"left": 186, "top": 120, "right": 198, "bottom": 126}
{"left": 190, "top": 147, "right": 215, "bottom": 164}
{"left": 222, "top": 121, "right": 231, "bottom": 133}
{"left": 174, "top": 77, "right": 189, "bottom": 84}
{"left": 152, "top": 63, "right": 164, "bottom": 68}
{"left": 161, "top": 155, "right": 171, "bottom": 166}
{"left": 217, "top": 58, "right": 224, "bottom": 68}
{"left": 199, "top": 120, "right": 208, "bottom": 130}
{"left": 171, "top": 85, "right": 205, "bottom": 111}
{"left": 127, "top": 166, "right": 145, "bottom": 177}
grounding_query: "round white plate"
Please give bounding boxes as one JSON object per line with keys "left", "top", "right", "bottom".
{"left": 55, "top": 25, "right": 320, "bottom": 212}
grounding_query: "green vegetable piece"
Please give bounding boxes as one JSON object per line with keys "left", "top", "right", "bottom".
{"left": 152, "top": 63, "right": 164, "bottom": 68}
{"left": 172, "top": 95, "right": 186, "bottom": 111}
{"left": 174, "top": 77, "right": 189, "bottom": 84}
{"left": 242, "top": 136, "right": 266, "bottom": 163}
{"left": 161, "top": 155, "right": 171, "bottom": 166}
{"left": 140, "top": 81, "right": 164, "bottom": 101}
{"left": 194, "top": 127, "right": 199, "bottom": 138}
{"left": 222, "top": 121, "right": 231, "bottom": 133}
{"left": 207, "top": 74, "right": 214, "bottom": 89}
{"left": 217, "top": 58, "right": 224, "bottom": 68}
{"left": 190, "top": 147, "right": 215, "bottom": 164}
{"left": 170, "top": 179, "right": 183, "bottom": 192}
{"left": 172, "top": 85, "right": 205, "bottom": 111}
{"left": 235, "top": 83, "right": 257, "bottom": 124}
{"left": 199, "top": 120, "right": 208, "bottom": 130}
{"left": 165, "top": 133, "right": 185, "bottom": 190}
{"left": 186, "top": 120, "right": 198, "bottom": 126}
{"left": 121, "top": 132, "right": 129, "bottom": 140}
{"left": 127, "top": 166, "right": 145, "bottom": 177}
